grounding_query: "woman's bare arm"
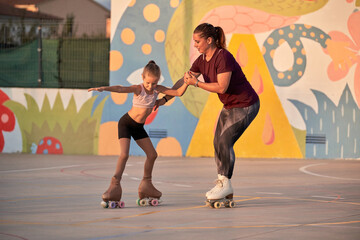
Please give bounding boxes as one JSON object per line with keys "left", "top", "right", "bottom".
{"left": 185, "top": 71, "right": 231, "bottom": 94}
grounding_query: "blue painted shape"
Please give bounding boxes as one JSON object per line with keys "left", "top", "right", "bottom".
{"left": 263, "top": 24, "right": 330, "bottom": 87}
{"left": 290, "top": 85, "right": 360, "bottom": 158}
{"left": 91, "top": 0, "right": 196, "bottom": 156}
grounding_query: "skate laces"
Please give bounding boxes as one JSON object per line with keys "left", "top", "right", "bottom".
{"left": 214, "top": 179, "right": 223, "bottom": 187}
{"left": 209, "top": 179, "right": 224, "bottom": 193}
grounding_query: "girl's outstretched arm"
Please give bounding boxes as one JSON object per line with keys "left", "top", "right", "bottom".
{"left": 88, "top": 85, "right": 141, "bottom": 94}
{"left": 156, "top": 81, "right": 189, "bottom": 97}
{"left": 163, "top": 71, "right": 200, "bottom": 98}
{"left": 154, "top": 72, "right": 199, "bottom": 110}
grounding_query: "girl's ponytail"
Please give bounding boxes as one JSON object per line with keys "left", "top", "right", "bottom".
{"left": 143, "top": 60, "right": 161, "bottom": 78}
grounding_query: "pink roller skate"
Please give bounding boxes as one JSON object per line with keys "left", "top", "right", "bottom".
{"left": 100, "top": 177, "right": 125, "bottom": 209}
{"left": 136, "top": 177, "right": 162, "bottom": 207}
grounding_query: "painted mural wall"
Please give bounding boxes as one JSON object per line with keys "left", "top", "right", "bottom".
{"left": 1, "top": 0, "right": 359, "bottom": 159}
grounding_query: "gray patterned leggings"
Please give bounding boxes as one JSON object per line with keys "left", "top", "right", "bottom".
{"left": 214, "top": 100, "right": 260, "bottom": 179}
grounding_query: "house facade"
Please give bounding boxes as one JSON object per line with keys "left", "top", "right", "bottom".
{"left": 0, "top": 0, "right": 110, "bottom": 38}
{"left": 0, "top": 2, "right": 62, "bottom": 45}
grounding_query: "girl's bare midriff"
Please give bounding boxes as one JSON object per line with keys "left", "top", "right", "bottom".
{"left": 128, "top": 106, "right": 153, "bottom": 124}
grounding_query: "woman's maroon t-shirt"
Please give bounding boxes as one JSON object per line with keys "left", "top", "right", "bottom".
{"left": 190, "top": 48, "right": 259, "bottom": 109}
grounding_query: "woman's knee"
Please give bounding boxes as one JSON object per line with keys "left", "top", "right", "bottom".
{"left": 214, "top": 137, "right": 230, "bottom": 150}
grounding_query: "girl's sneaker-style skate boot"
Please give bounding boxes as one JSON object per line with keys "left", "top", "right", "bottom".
{"left": 137, "top": 177, "right": 162, "bottom": 207}
{"left": 100, "top": 176, "right": 125, "bottom": 209}
{"left": 205, "top": 175, "right": 235, "bottom": 209}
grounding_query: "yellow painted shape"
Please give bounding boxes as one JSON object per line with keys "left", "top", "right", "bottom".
{"left": 156, "top": 137, "right": 182, "bottom": 156}
{"left": 292, "top": 126, "right": 306, "bottom": 157}
{"left": 154, "top": 29, "right": 165, "bottom": 43}
{"left": 142, "top": 43, "right": 152, "bottom": 55}
{"left": 98, "top": 122, "right": 119, "bottom": 155}
{"left": 165, "top": 0, "right": 328, "bottom": 118}
{"left": 121, "top": 28, "right": 135, "bottom": 45}
{"left": 231, "top": 34, "right": 302, "bottom": 158}
{"left": 186, "top": 93, "right": 222, "bottom": 157}
{"left": 262, "top": 113, "right": 275, "bottom": 145}
{"left": 109, "top": 50, "right": 123, "bottom": 71}
{"left": 111, "top": 92, "right": 127, "bottom": 105}
{"left": 187, "top": 34, "right": 303, "bottom": 158}
{"left": 143, "top": 3, "right": 160, "bottom": 23}
{"left": 98, "top": 123, "right": 183, "bottom": 156}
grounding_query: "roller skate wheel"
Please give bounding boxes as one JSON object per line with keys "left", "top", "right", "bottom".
{"left": 228, "top": 201, "right": 235, "bottom": 208}
{"left": 119, "top": 201, "right": 125, "bottom": 208}
{"left": 101, "top": 201, "right": 108, "bottom": 208}
{"left": 214, "top": 202, "right": 221, "bottom": 209}
{"left": 139, "top": 199, "right": 147, "bottom": 206}
{"left": 109, "top": 201, "right": 117, "bottom": 209}
{"left": 150, "top": 199, "right": 159, "bottom": 206}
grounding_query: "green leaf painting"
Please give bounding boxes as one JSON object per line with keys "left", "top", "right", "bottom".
{"left": 4, "top": 92, "right": 107, "bottom": 154}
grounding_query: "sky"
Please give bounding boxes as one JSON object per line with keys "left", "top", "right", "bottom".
{"left": 94, "top": 0, "right": 110, "bottom": 10}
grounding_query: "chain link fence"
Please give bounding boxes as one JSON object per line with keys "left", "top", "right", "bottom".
{"left": 0, "top": 20, "right": 109, "bottom": 89}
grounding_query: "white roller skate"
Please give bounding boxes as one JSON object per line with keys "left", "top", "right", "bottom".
{"left": 206, "top": 174, "right": 222, "bottom": 198}
{"left": 205, "top": 175, "right": 235, "bottom": 209}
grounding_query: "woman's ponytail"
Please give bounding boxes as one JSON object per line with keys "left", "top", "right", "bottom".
{"left": 215, "top": 26, "right": 226, "bottom": 49}
{"left": 194, "top": 23, "right": 226, "bottom": 49}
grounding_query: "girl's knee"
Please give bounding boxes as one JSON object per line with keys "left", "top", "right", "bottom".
{"left": 119, "top": 153, "right": 129, "bottom": 160}
{"left": 146, "top": 150, "right": 157, "bottom": 161}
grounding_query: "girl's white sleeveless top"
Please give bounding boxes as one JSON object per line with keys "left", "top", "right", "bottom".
{"left": 132, "top": 84, "right": 159, "bottom": 108}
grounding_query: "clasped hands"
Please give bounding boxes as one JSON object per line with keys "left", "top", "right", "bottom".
{"left": 184, "top": 71, "right": 197, "bottom": 86}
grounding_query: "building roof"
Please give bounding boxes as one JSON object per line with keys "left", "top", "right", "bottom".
{"left": 0, "top": 2, "right": 62, "bottom": 20}
{"left": 0, "top": 0, "right": 110, "bottom": 13}
{"left": 88, "top": 0, "right": 110, "bottom": 13}
{"left": 0, "top": 0, "right": 47, "bottom": 5}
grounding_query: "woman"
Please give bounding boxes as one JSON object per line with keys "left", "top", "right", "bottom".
{"left": 160, "top": 23, "right": 260, "bottom": 201}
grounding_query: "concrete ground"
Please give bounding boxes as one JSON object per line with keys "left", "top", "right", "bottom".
{"left": 0, "top": 154, "right": 359, "bottom": 240}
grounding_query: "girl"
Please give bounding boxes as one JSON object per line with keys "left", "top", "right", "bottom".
{"left": 88, "top": 60, "right": 188, "bottom": 207}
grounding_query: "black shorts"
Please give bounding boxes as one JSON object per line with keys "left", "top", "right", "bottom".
{"left": 118, "top": 113, "right": 149, "bottom": 140}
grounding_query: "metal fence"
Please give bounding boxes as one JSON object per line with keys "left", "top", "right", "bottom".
{"left": 0, "top": 20, "right": 109, "bottom": 89}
